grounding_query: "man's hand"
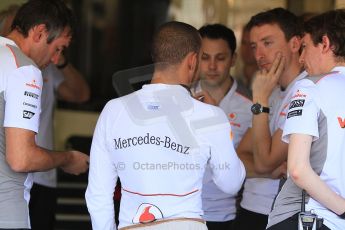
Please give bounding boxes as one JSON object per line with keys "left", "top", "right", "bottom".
{"left": 61, "top": 151, "right": 89, "bottom": 175}
{"left": 270, "top": 161, "right": 287, "bottom": 179}
{"left": 193, "top": 90, "right": 217, "bottom": 106}
{"left": 252, "top": 52, "right": 285, "bottom": 104}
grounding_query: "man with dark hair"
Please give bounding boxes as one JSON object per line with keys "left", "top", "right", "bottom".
{"left": 0, "top": 3, "right": 90, "bottom": 229}
{"left": 86, "top": 21, "right": 245, "bottom": 230}
{"left": 267, "top": 9, "right": 345, "bottom": 230}
{"left": 0, "top": 0, "right": 89, "bottom": 229}
{"left": 191, "top": 23, "right": 251, "bottom": 230}
{"left": 235, "top": 7, "right": 307, "bottom": 230}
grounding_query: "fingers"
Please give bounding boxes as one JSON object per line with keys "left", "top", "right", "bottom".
{"left": 193, "top": 92, "right": 205, "bottom": 101}
{"left": 193, "top": 90, "right": 217, "bottom": 105}
{"left": 63, "top": 151, "right": 89, "bottom": 175}
{"left": 268, "top": 52, "right": 283, "bottom": 75}
{"left": 274, "top": 56, "right": 285, "bottom": 80}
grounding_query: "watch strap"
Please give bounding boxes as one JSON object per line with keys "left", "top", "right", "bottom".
{"left": 261, "top": 106, "right": 269, "bottom": 113}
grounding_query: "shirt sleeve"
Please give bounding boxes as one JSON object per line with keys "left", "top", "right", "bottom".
{"left": 85, "top": 102, "right": 119, "bottom": 230}
{"left": 282, "top": 80, "right": 319, "bottom": 143}
{"left": 205, "top": 110, "right": 246, "bottom": 195}
{"left": 51, "top": 65, "right": 64, "bottom": 90}
{"left": 4, "top": 65, "right": 42, "bottom": 133}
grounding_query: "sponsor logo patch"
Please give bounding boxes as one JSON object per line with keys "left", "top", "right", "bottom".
{"left": 338, "top": 117, "right": 345, "bottom": 128}
{"left": 132, "top": 203, "right": 163, "bottom": 224}
{"left": 25, "top": 80, "right": 40, "bottom": 90}
{"left": 289, "top": 99, "right": 305, "bottom": 110}
{"left": 23, "top": 110, "right": 35, "bottom": 119}
{"left": 291, "top": 90, "right": 307, "bottom": 99}
{"left": 228, "top": 113, "right": 237, "bottom": 121}
{"left": 23, "top": 102, "right": 37, "bottom": 109}
{"left": 24, "top": 91, "right": 39, "bottom": 99}
{"left": 287, "top": 109, "right": 302, "bottom": 119}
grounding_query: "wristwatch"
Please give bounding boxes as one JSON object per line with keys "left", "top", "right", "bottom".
{"left": 251, "top": 103, "right": 270, "bottom": 115}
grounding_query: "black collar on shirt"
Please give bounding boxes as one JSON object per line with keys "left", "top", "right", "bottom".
{"left": 179, "top": 84, "right": 192, "bottom": 96}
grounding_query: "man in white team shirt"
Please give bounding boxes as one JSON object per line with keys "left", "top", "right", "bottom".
{"left": 191, "top": 23, "right": 251, "bottom": 230}
{"left": 0, "top": 5, "right": 91, "bottom": 229}
{"left": 235, "top": 8, "right": 307, "bottom": 230}
{"left": 267, "top": 9, "right": 345, "bottom": 230}
{"left": 0, "top": 0, "right": 89, "bottom": 229}
{"left": 85, "top": 21, "right": 246, "bottom": 230}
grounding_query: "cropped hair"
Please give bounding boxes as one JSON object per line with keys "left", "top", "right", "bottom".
{"left": 151, "top": 21, "right": 201, "bottom": 69}
{"left": 198, "top": 24, "right": 236, "bottom": 55}
{"left": 303, "top": 9, "right": 345, "bottom": 58}
{"left": 247, "top": 8, "right": 302, "bottom": 41}
{"left": 12, "top": 0, "right": 76, "bottom": 43}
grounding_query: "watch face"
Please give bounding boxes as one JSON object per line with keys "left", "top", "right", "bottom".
{"left": 251, "top": 103, "right": 261, "bottom": 115}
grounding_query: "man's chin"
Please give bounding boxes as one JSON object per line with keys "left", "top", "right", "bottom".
{"left": 40, "top": 63, "right": 49, "bottom": 70}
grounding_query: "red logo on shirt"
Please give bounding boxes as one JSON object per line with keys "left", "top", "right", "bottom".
{"left": 291, "top": 90, "right": 306, "bottom": 99}
{"left": 338, "top": 117, "right": 345, "bottom": 128}
{"left": 228, "top": 113, "right": 237, "bottom": 121}
{"left": 139, "top": 206, "right": 156, "bottom": 223}
{"left": 280, "top": 103, "right": 289, "bottom": 117}
{"left": 133, "top": 203, "right": 163, "bottom": 224}
{"left": 26, "top": 80, "right": 41, "bottom": 90}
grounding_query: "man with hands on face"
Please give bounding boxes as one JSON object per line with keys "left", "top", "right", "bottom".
{"left": 234, "top": 8, "right": 307, "bottom": 230}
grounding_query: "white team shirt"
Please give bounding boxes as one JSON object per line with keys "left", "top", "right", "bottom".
{"left": 192, "top": 79, "right": 252, "bottom": 221}
{"left": 0, "top": 36, "right": 42, "bottom": 229}
{"left": 278, "top": 67, "right": 345, "bottom": 230}
{"left": 85, "top": 84, "right": 246, "bottom": 229}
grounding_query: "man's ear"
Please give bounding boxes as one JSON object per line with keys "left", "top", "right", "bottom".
{"left": 187, "top": 52, "right": 198, "bottom": 74}
{"left": 289, "top": 36, "right": 302, "bottom": 53}
{"left": 30, "top": 24, "right": 47, "bottom": 43}
{"left": 321, "top": 35, "right": 332, "bottom": 54}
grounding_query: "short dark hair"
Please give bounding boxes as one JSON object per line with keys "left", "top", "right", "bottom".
{"left": 198, "top": 24, "right": 236, "bottom": 55}
{"left": 151, "top": 21, "right": 201, "bottom": 69}
{"left": 12, "top": 0, "right": 76, "bottom": 43}
{"left": 247, "top": 8, "right": 302, "bottom": 41}
{"left": 303, "top": 9, "right": 345, "bottom": 58}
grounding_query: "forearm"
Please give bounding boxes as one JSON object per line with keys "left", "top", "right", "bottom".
{"left": 289, "top": 134, "right": 345, "bottom": 215}
{"left": 238, "top": 149, "right": 267, "bottom": 178}
{"left": 238, "top": 149, "right": 284, "bottom": 178}
{"left": 59, "top": 63, "right": 90, "bottom": 102}
{"left": 290, "top": 164, "right": 345, "bottom": 215}
{"left": 252, "top": 113, "right": 275, "bottom": 172}
{"left": 8, "top": 143, "right": 72, "bottom": 172}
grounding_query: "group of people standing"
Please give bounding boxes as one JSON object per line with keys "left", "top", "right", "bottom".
{"left": 86, "top": 6, "right": 345, "bottom": 230}
{"left": 0, "top": 0, "right": 344, "bottom": 230}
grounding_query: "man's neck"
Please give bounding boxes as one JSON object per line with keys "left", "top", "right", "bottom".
{"left": 6, "top": 30, "right": 29, "bottom": 56}
{"left": 151, "top": 67, "right": 190, "bottom": 86}
{"left": 279, "top": 61, "right": 303, "bottom": 90}
{"left": 201, "top": 76, "right": 233, "bottom": 105}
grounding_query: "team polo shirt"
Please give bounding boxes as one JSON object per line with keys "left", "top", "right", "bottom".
{"left": 0, "top": 37, "right": 42, "bottom": 229}
{"left": 191, "top": 79, "right": 252, "bottom": 221}
{"left": 241, "top": 71, "right": 307, "bottom": 215}
{"left": 85, "top": 84, "right": 246, "bottom": 230}
{"left": 268, "top": 67, "right": 345, "bottom": 230}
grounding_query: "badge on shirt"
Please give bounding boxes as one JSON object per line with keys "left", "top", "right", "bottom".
{"left": 132, "top": 203, "right": 163, "bottom": 224}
